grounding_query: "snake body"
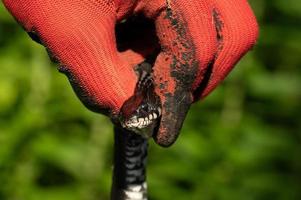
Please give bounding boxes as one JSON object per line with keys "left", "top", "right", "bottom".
{"left": 111, "top": 127, "right": 148, "bottom": 200}
{"left": 111, "top": 62, "right": 161, "bottom": 200}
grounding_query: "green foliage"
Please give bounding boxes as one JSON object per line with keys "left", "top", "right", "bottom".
{"left": 0, "top": 1, "right": 300, "bottom": 199}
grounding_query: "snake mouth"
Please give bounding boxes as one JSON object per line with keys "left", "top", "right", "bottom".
{"left": 121, "top": 107, "right": 161, "bottom": 130}
{"left": 119, "top": 90, "right": 162, "bottom": 138}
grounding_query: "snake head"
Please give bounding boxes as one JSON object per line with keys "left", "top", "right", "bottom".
{"left": 119, "top": 62, "right": 162, "bottom": 138}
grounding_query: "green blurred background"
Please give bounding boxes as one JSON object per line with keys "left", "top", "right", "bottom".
{"left": 0, "top": 1, "right": 300, "bottom": 200}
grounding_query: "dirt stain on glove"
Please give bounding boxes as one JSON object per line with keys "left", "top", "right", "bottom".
{"left": 153, "top": 4, "right": 199, "bottom": 147}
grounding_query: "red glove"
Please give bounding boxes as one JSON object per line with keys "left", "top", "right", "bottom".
{"left": 3, "top": 0, "right": 258, "bottom": 146}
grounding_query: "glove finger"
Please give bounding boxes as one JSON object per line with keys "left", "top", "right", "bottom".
{"left": 3, "top": 0, "right": 137, "bottom": 117}
{"left": 199, "top": 0, "right": 259, "bottom": 97}
{"left": 150, "top": 0, "right": 218, "bottom": 146}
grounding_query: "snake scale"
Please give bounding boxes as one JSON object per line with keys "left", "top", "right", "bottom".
{"left": 111, "top": 61, "right": 161, "bottom": 200}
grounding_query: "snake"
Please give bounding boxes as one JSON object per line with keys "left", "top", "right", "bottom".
{"left": 111, "top": 61, "right": 162, "bottom": 200}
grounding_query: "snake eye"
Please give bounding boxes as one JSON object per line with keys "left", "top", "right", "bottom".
{"left": 141, "top": 104, "right": 147, "bottom": 109}
{"left": 138, "top": 103, "right": 149, "bottom": 114}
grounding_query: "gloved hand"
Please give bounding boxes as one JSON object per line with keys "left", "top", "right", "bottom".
{"left": 3, "top": 0, "right": 258, "bottom": 147}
